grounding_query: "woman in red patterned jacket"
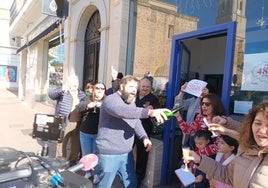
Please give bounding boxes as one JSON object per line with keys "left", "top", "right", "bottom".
{"left": 175, "top": 93, "right": 227, "bottom": 156}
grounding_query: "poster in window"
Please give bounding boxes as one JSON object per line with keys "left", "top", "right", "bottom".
{"left": 241, "top": 53, "right": 268, "bottom": 91}
{"left": 0, "top": 65, "right": 17, "bottom": 82}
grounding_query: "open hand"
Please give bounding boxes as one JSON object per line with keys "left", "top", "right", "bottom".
{"left": 208, "top": 123, "right": 226, "bottom": 134}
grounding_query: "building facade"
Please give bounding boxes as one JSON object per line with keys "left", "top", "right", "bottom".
{"left": 0, "top": 1, "right": 20, "bottom": 90}
{"left": 9, "top": 0, "right": 197, "bottom": 107}
{"left": 8, "top": 0, "right": 268, "bottom": 186}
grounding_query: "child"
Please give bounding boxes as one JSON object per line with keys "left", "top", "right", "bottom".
{"left": 192, "top": 130, "right": 214, "bottom": 188}
{"left": 181, "top": 130, "right": 213, "bottom": 188}
{"left": 208, "top": 135, "right": 238, "bottom": 188}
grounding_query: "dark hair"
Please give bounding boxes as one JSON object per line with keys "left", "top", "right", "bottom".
{"left": 194, "top": 130, "right": 212, "bottom": 141}
{"left": 85, "top": 79, "right": 94, "bottom": 85}
{"left": 117, "top": 72, "right": 124, "bottom": 79}
{"left": 221, "top": 135, "right": 239, "bottom": 154}
{"left": 200, "top": 93, "right": 227, "bottom": 116}
{"left": 139, "top": 77, "right": 152, "bottom": 86}
{"left": 206, "top": 83, "right": 216, "bottom": 94}
{"left": 84, "top": 80, "right": 94, "bottom": 91}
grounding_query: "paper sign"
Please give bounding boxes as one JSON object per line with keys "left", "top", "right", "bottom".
{"left": 241, "top": 53, "right": 268, "bottom": 91}
{"left": 184, "top": 79, "right": 208, "bottom": 97}
{"left": 35, "top": 114, "right": 54, "bottom": 124}
{"left": 234, "top": 100, "right": 253, "bottom": 114}
{"left": 175, "top": 168, "right": 195, "bottom": 187}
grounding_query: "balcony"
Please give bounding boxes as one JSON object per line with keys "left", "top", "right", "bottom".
{"left": 9, "top": 0, "right": 46, "bottom": 37}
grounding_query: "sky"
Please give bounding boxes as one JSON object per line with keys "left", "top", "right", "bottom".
{"left": 0, "top": 0, "right": 14, "bottom": 9}
{"left": 163, "top": 0, "right": 268, "bottom": 53}
{"left": 163, "top": 0, "right": 268, "bottom": 29}
{"left": 164, "top": 0, "right": 218, "bottom": 28}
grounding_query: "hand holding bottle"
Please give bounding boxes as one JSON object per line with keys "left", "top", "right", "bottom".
{"left": 148, "top": 108, "right": 170, "bottom": 125}
{"left": 182, "top": 146, "right": 190, "bottom": 170}
{"left": 150, "top": 105, "right": 184, "bottom": 126}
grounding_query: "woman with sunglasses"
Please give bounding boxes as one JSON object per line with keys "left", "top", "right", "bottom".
{"left": 174, "top": 82, "right": 210, "bottom": 146}
{"left": 75, "top": 82, "right": 106, "bottom": 179}
{"left": 175, "top": 93, "right": 227, "bottom": 157}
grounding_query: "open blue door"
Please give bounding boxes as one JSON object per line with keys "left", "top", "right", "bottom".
{"left": 161, "top": 21, "right": 236, "bottom": 185}
{"left": 159, "top": 40, "right": 191, "bottom": 184}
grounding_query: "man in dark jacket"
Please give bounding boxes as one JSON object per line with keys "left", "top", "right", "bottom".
{"left": 135, "top": 77, "right": 160, "bottom": 187}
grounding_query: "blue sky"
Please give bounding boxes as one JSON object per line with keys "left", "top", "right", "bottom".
{"left": 163, "top": 0, "right": 268, "bottom": 29}
{"left": 163, "top": 0, "right": 217, "bottom": 28}
{"left": 163, "top": 0, "right": 268, "bottom": 53}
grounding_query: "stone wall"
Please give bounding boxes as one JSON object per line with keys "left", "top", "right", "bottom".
{"left": 133, "top": 0, "right": 198, "bottom": 78}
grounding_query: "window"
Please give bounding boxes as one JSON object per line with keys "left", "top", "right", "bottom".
{"left": 48, "top": 34, "right": 64, "bottom": 88}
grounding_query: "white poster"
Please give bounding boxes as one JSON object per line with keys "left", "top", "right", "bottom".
{"left": 184, "top": 79, "right": 207, "bottom": 97}
{"left": 241, "top": 53, "right": 268, "bottom": 91}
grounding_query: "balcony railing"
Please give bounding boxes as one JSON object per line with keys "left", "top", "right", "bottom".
{"left": 10, "top": 0, "right": 27, "bottom": 26}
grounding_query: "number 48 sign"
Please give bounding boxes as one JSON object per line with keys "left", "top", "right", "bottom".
{"left": 241, "top": 53, "right": 268, "bottom": 91}
{"left": 256, "top": 64, "right": 268, "bottom": 76}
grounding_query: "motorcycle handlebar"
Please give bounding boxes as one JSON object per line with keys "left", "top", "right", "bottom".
{"left": 0, "top": 147, "right": 97, "bottom": 187}
{"left": 0, "top": 167, "right": 32, "bottom": 183}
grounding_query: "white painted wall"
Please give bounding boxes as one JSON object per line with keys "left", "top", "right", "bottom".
{"left": 185, "top": 36, "right": 226, "bottom": 79}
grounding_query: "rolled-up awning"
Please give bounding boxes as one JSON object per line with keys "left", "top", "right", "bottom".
{"left": 16, "top": 20, "right": 60, "bottom": 53}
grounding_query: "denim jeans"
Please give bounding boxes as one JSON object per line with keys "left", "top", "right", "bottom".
{"left": 97, "top": 152, "right": 137, "bottom": 188}
{"left": 80, "top": 131, "right": 97, "bottom": 155}
{"left": 80, "top": 131, "right": 97, "bottom": 178}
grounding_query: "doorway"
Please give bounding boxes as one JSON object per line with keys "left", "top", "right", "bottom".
{"left": 161, "top": 21, "right": 237, "bottom": 184}
{"left": 84, "top": 10, "right": 101, "bottom": 87}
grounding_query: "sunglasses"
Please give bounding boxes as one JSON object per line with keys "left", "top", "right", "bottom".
{"left": 201, "top": 102, "right": 211, "bottom": 107}
{"left": 95, "top": 87, "right": 105, "bottom": 90}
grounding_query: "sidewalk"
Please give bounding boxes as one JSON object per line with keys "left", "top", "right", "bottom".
{"left": 0, "top": 89, "right": 55, "bottom": 156}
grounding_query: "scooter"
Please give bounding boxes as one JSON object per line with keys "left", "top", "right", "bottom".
{"left": 0, "top": 114, "right": 98, "bottom": 188}
{"left": 0, "top": 147, "right": 98, "bottom": 188}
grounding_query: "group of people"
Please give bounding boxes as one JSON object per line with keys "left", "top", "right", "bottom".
{"left": 49, "top": 72, "right": 169, "bottom": 187}
{"left": 174, "top": 82, "right": 268, "bottom": 188}
{"left": 48, "top": 73, "right": 268, "bottom": 188}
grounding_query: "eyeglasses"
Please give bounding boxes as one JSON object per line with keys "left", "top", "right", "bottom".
{"left": 201, "top": 102, "right": 211, "bottom": 107}
{"left": 95, "top": 87, "right": 105, "bottom": 90}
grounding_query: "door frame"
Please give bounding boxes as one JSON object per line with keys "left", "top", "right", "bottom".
{"left": 161, "top": 21, "right": 237, "bottom": 184}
